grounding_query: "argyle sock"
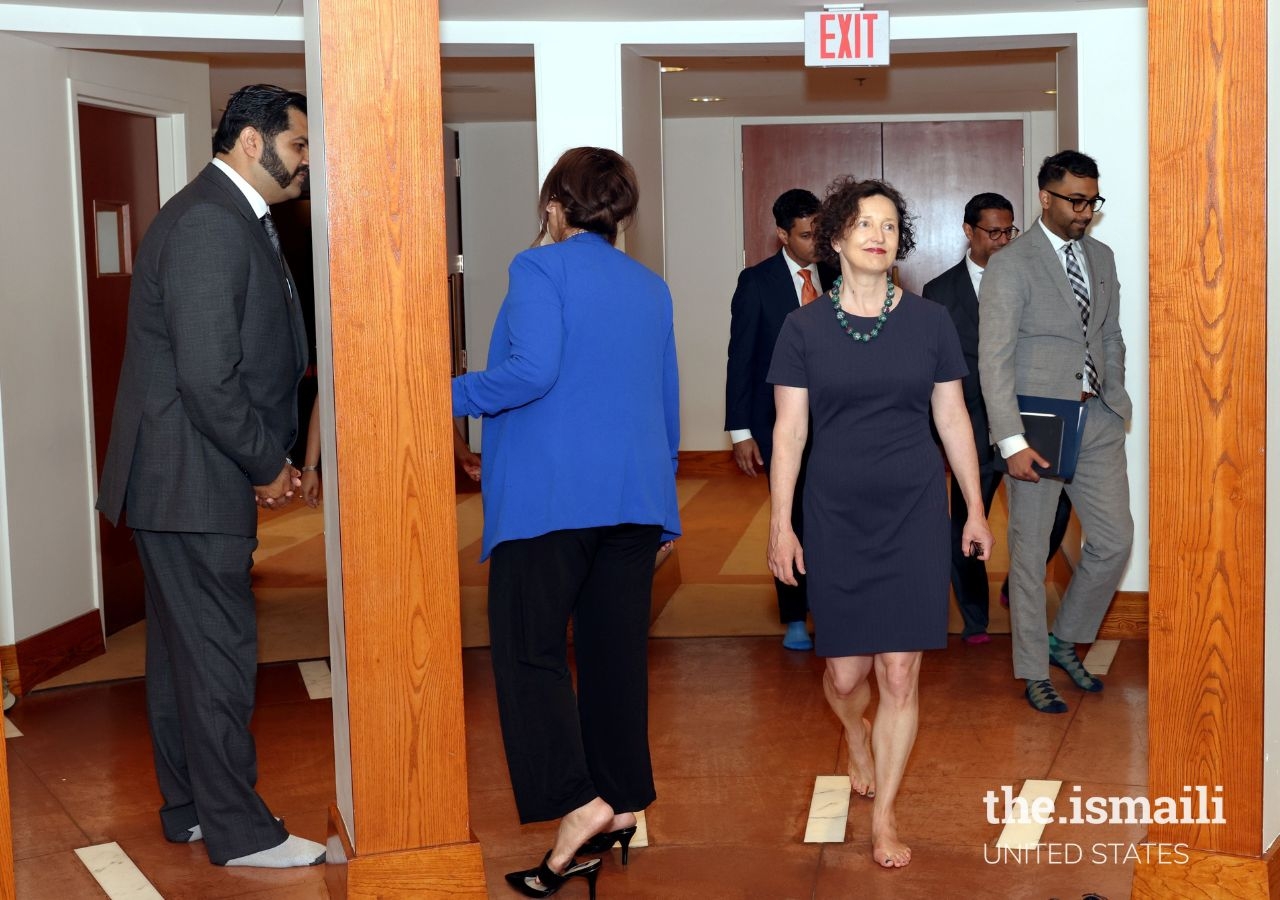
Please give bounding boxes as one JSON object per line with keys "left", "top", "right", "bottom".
{"left": 1048, "top": 633, "right": 1103, "bottom": 692}
{"left": 1025, "top": 678, "right": 1068, "bottom": 714}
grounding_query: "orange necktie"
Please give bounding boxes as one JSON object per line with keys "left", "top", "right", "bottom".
{"left": 799, "top": 269, "right": 818, "bottom": 304}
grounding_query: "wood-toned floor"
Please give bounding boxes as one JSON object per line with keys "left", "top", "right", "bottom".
{"left": 8, "top": 468, "right": 1145, "bottom": 898}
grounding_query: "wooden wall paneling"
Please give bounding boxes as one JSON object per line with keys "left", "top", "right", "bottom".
{"left": 13, "top": 610, "right": 104, "bottom": 694}
{"left": 314, "top": 0, "right": 484, "bottom": 892}
{"left": 0, "top": 731, "right": 12, "bottom": 900}
{"left": 1142, "top": 0, "right": 1270, "bottom": 891}
{"left": 741, "top": 122, "right": 882, "bottom": 267}
{"left": 880, "top": 119, "right": 1024, "bottom": 293}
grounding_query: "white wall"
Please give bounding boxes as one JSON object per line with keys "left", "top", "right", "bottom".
{"left": 662, "top": 117, "right": 743, "bottom": 452}
{"left": 620, "top": 48, "right": 665, "bottom": 277}
{"left": 453, "top": 120, "right": 539, "bottom": 451}
{"left": 0, "top": 32, "right": 209, "bottom": 643}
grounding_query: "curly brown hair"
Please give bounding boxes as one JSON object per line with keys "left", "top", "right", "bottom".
{"left": 813, "top": 176, "right": 916, "bottom": 263}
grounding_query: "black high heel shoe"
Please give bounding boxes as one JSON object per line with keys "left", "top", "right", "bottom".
{"left": 505, "top": 850, "right": 601, "bottom": 899}
{"left": 578, "top": 825, "right": 638, "bottom": 865}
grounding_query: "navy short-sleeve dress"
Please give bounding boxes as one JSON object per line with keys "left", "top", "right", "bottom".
{"left": 767, "top": 290, "right": 968, "bottom": 657}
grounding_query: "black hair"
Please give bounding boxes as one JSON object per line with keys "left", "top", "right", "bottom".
{"left": 772, "top": 188, "right": 820, "bottom": 231}
{"left": 963, "top": 192, "right": 1014, "bottom": 227}
{"left": 212, "top": 84, "right": 307, "bottom": 156}
{"left": 1037, "top": 150, "right": 1099, "bottom": 188}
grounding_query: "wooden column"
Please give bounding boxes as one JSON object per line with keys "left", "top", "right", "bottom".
{"left": 311, "top": 0, "right": 485, "bottom": 894}
{"left": 1139, "top": 1, "right": 1279, "bottom": 894}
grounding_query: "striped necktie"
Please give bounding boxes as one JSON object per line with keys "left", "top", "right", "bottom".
{"left": 1064, "top": 243, "right": 1099, "bottom": 391}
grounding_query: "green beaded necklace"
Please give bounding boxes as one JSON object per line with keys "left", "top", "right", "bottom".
{"left": 832, "top": 273, "right": 895, "bottom": 342}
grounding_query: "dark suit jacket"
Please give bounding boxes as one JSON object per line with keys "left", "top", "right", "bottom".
{"left": 922, "top": 257, "right": 992, "bottom": 467}
{"left": 724, "top": 250, "right": 832, "bottom": 467}
{"left": 97, "top": 163, "right": 308, "bottom": 537}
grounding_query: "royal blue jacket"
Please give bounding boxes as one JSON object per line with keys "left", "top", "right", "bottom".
{"left": 452, "top": 232, "right": 681, "bottom": 560}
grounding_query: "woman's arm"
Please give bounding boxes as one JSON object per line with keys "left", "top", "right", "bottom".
{"left": 932, "top": 379, "right": 994, "bottom": 560}
{"left": 299, "top": 394, "right": 322, "bottom": 508}
{"left": 768, "top": 384, "right": 809, "bottom": 584}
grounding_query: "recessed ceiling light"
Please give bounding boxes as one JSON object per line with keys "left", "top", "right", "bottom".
{"left": 661, "top": 65, "right": 686, "bottom": 73}
{"left": 1044, "top": 89, "right": 1058, "bottom": 95}
{"left": 689, "top": 96, "right": 723, "bottom": 103}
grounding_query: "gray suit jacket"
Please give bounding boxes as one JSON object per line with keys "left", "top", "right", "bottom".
{"left": 97, "top": 163, "right": 308, "bottom": 537}
{"left": 978, "top": 219, "right": 1131, "bottom": 447}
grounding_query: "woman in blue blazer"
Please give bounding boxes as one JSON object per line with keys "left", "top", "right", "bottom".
{"left": 452, "top": 147, "right": 680, "bottom": 897}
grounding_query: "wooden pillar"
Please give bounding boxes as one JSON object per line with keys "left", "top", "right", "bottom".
{"left": 1139, "top": 1, "right": 1279, "bottom": 894}
{"left": 307, "top": 0, "right": 485, "bottom": 895}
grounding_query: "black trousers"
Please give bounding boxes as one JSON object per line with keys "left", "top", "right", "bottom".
{"left": 134, "top": 530, "right": 287, "bottom": 864}
{"left": 949, "top": 469, "right": 1072, "bottom": 636}
{"left": 487, "top": 523, "right": 662, "bottom": 824}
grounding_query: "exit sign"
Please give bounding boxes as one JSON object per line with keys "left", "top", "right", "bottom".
{"left": 804, "top": 9, "right": 890, "bottom": 67}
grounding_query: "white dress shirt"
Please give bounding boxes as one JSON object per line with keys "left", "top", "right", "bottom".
{"left": 212, "top": 157, "right": 269, "bottom": 219}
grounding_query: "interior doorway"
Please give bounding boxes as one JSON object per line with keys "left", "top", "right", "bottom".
{"left": 78, "top": 102, "right": 161, "bottom": 636}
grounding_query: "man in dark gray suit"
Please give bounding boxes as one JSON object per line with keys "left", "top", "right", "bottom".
{"left": 979, "top": 151, "right": 1134, "bottom": 714}
{"left": 725, "top": 189, "right": 831, "bottom": 651}
{"left": 97, "top": 85, "right": 324, "bottom": 867}
{"left": 923, "top": 193, "right": 1072, "bottom": 645}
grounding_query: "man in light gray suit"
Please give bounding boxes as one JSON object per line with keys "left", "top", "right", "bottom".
{"left": 97, "top": 85, "right": 325, "bottom": 866}
{"left": 978, "top": 151, "right": 1133, "bottom": 714}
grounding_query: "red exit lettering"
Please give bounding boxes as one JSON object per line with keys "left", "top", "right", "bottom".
{"left": 818, "top": 12, "right": 880, "bottom": 61}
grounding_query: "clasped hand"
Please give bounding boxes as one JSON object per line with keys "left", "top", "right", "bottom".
{"left": 254, "top": 463, "right": 301, "bottom": 509}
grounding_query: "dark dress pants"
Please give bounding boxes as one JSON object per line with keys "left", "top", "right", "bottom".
{"left": 134, "top": 530, "right": 287, "bottom": 864}
{"left": 487, "top": 523, "right": 663, "bottom": 824}
{"left": 949, "top": 468, "right": 1072, "bottom": 637}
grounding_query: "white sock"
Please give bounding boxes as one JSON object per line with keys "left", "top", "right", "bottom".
{"left": 224, "top": 834, "right": 325, "bottom": 868}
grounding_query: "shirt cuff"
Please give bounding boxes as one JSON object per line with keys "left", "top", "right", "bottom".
{"left": 729, "top": 429, "right": 753, "bottom": 444}
{"left": 996, "top": 433, "right": 1030, "bottom": 458}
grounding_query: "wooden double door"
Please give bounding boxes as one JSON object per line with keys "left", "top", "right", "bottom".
{"left": 742, "top": 119, "right": 1025, "bottom": 292}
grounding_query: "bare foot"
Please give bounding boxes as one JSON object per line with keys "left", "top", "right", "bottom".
{"left": 871, "top": 817, "right": 911, "bottom": 868}
{"left": 548, "top": 798, "right": 614, "bottom": 873}
{"left": 846, "top": 717, "right": 876, "bottom": 798}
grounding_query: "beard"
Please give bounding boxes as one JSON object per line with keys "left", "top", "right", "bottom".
{"left": 261, "top": 139, "right": 307, "bottom": 190}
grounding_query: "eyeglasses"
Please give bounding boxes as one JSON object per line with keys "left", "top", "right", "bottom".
{"left": 976, "top": 225, "right": 1020, "bottom": 240}
{"left": 1045, "top": 190, "right": 1106, "bottom": 213}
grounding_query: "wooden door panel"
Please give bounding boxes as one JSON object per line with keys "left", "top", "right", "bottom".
{"left": 80, "top": 103, "right": 160, "bottom": 635}
{"left": 741, "top": 122, "right": 882, "bottom": 267}
{"left": 881, "top": 119, "right": 1024, "bottom": 293}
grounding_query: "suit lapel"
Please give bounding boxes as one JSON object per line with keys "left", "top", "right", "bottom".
{"left": 1079, "top": 240, "right": 1108, "bottom": 336}
{"left": 768, "top": 251, "right": 800, "bottom": 314}
{"left": 1028, "top": 220, "right": 1079, "bottom": 316}
{"left": 953, "top": 262, "right": 980, "bottom": 330}
{"left": 203, "top": 165, "right": 308, "bottom": 375}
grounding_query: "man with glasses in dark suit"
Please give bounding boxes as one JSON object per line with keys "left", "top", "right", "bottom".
{"left": 923, "top": 193, "right": 1072, "bottom": 646}
{"left": 979, "top": 152, "right": 1134, "bottom": 714}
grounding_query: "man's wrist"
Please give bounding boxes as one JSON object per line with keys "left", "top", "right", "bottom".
{"left": 301, "top": 464, "right": 319, "bottom": 473}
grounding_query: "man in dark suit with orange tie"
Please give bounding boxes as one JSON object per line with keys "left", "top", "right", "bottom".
{"left": 923, "top": 193, "right": 1072, "bottom": 646}
{"left": 97, "top": 85, "right": 325, "bottom": 868}
{"left": 725, "top": 189, "right": 831, "bottom": 650}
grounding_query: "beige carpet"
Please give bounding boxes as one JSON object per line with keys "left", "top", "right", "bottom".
{"left": 39, "top": 474, "right": 1068, "bottom": 688}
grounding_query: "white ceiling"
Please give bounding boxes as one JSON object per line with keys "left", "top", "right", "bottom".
{"left": 7, "top": 0, "right": 1140, "bottom": 123}
{"left": 11, "top": 0, "right": 1142, "bottom": 18}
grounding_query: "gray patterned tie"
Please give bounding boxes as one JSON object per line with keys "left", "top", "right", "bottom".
{"left": 1064, "top": 243, "right": 1098, "bottom": 392}
{"left": 260, "top": 212, "right": 293, "bottom": 301}
{"left": 260, "top": 212, "right": 282, "bottom": 256}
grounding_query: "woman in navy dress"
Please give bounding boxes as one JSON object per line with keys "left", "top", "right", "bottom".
{"left": 453, "top": 148, "right": 680, "bottom": 897}
{"left": 767, "top": 178, "right": 992, "bottom": 869}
